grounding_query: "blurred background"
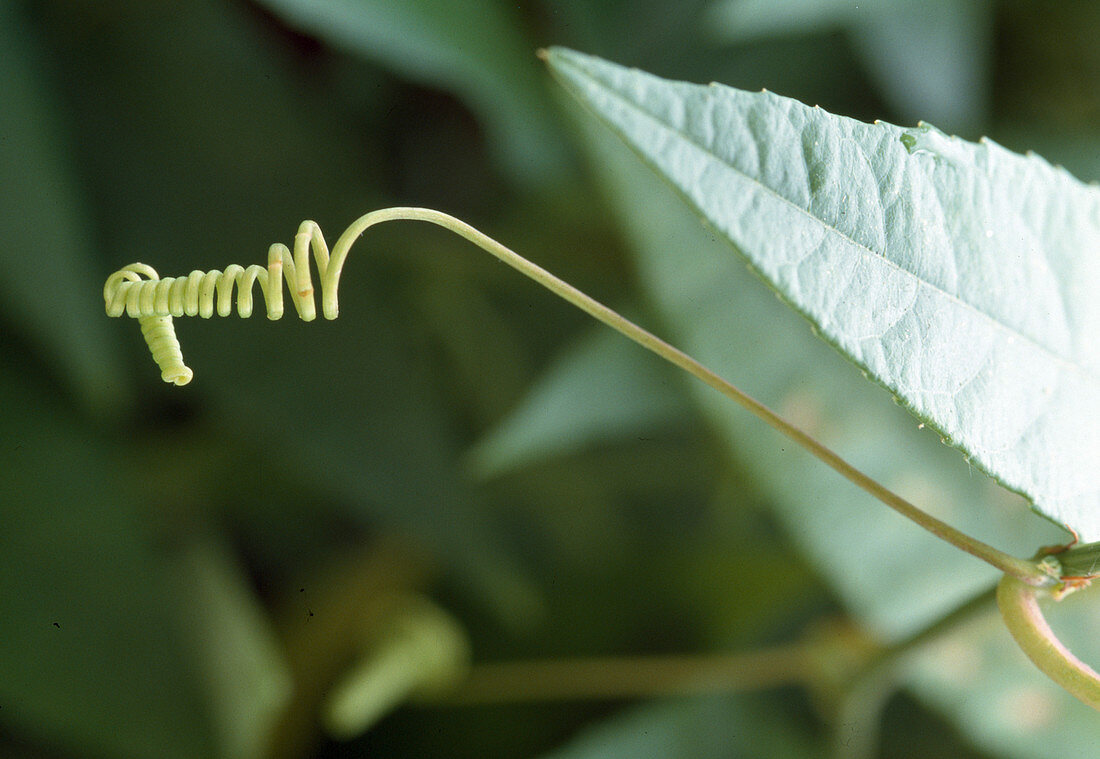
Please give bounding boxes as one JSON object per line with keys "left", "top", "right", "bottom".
{"left": 4, "top": 1, "right": 1100, "bottom": 757}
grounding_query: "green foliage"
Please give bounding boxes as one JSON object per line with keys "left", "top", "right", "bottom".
{"left": 0, "top": 1, "right": 124, "bottom": 411}
{"left": 251, "top": 0, "right": 567, "bottom": 182}
{"left": 546, "top": 46, "right": 1100, "bottom": 543}
{"left": 0, "top": 365, "right": 212, "bottom": 759}
{"left": 468, "top": 326, "right": 689, "bottom": 477}
{"left": 565, "top": 102, "right": 1100, "bottom": 756}
{"left": 6, "top": 1, "right": 1100, "bottom": 758}
{"left": 705, "top": 0, "right": 993, "bottom": 132}
{"left": 539, "top": 695, "right": 821, "bottom": 759}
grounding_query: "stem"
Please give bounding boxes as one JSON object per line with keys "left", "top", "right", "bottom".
{"left": 330, "top": 208, "right": 1044, "bottom": 584}
{"left": 431, "top": 586, "right": 998, "bottom": 721}
{"left": 862, "top": 586, "right": 997, "bottom": 678}
{"left": 433, "top": 647, "right": 812, "bottom": 705}
{"left": 106, "top": 206, "right": 1049, "bottom": 583}
{"left": 997, "top": 574, "right": 1100, "bottom": 711}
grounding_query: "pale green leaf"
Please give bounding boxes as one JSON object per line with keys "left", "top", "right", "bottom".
{"left": 567, "top": 72, "right": 1100, "bottom": 755}
{"left": 570, "top": 101, "right": 1059, "bottom": 636}
{"left": 546, "top": 47, "right": 1100, "bottom": 541}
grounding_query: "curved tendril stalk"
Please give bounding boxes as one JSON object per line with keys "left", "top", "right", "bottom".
{"left": 104, "top": 208, "right": 1051, "bottom": 584}
{"left": 997, "top": 573, "right": 1100, "bottom": 711}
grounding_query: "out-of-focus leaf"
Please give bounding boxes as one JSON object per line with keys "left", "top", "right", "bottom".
{"left": 0, "top": 372, "right": 291, "bottom": 759}
{"left": 469, "top": 326, "right": 689, "bottom": 478}
{"left": 190, "top": 288, "right": 535, "bottom": 616}
{"left": 538, "top": 696, "right": 820, "bottom": 759}
{"left": 561, "top": 54, "right": 1100, "bottom": 755}
{"left": 546, "top": 48, "right": 1100, "bottom": 542}
{"left": 847, "top": 1, "right": 990, "bottom": 134}
{"left": 990, "top": 126, "right": 1100, "bottom": 189}
{"left": 0, "top": 3, "right": 124, "bottom": 410}
{"left": 706, "top": 0, "right": 991, "bottom": 133}
{"left": 252, "top": 0, "right": 566, "bottom": 182}
{"left": 705, "top": 0, "right": 865, "bottom": 38}
{"left": 169, "top": 539, "right": 292, "bottom": 759}
{"left": 321, "top": 595, "right": 469, "bottom": 739}
{"left": 543, "top": 0, "right": 717, "bottom": 71}
{"left": 906, "top": 587, "right": 1100, "bottom": 759}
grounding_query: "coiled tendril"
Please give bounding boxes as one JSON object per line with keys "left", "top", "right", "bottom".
{"left": 104, "top": 214, "right": 344, "bottom": 385}
{"left": 104, "top": 208, "right": 518, "bottom": 385}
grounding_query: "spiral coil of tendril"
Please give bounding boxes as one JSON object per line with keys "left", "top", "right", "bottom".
{"left": 104, "top": 208, "right": 526, "bottom": 386}
{"left": 104, "top": 218, "right": 353, "bottom": 385}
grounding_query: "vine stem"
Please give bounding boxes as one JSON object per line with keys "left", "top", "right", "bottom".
{"left": 997, "top": 575, "right": 1100, "bottom": 710}
{"left": 429, "top": 589, "right": 992, "bottom": 712}
{"left": 436, "top": 647, "right": 811, "bottom": 705}
{"left": 332, "top": 208, "right": 1046, "bottom": 585}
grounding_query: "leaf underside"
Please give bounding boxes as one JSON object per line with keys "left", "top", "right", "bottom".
{"left": 571, "top": 102, "right": 1099, "bottom": 758}
{"left": 546, "top": 47, "right": 1100, "bottom": 540}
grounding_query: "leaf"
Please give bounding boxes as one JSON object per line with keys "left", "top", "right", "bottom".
{"left": 537, "top": 696, "right": 820, "bottom": 759}
{"left": 705, "top": 0, "right": 864, "bottom": 38}
{"left": 569, "top": 98, "right": 1060, "bottom": 636}
{"left": 0, "top": 366, "right": 291, "bottom": 759}
{"left": 0, "top": 3, "right": 126, "bottom": 411}
{"left": 560, "top": 51, "right": 1100, "bottom": 755}
{"left": 545, "top": 47, "right": 1100, "bottom": 541}
{"left": 251, "top": 0, "right": 566, "bottom": 182}
{"left": 845, "top": 1, "right": 991, "bottom": 133}
{"left": 168, "top": 539, "right": 292, "bottom": 759}
{"left": 468, "top": 325, "right": 689, "bottom": 478}
{"left": 705, "top": 0, "right": 993, "bottom": 132}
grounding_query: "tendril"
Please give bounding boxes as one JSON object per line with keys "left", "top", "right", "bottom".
{"left": 103, "top": 207, "right": 1045, "bottom": 586}
{"left": 103, "top": 217, "right": 341, "bottom": 384}
{"left": 105, "top": 209, "right": 497, "bottom": 384}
